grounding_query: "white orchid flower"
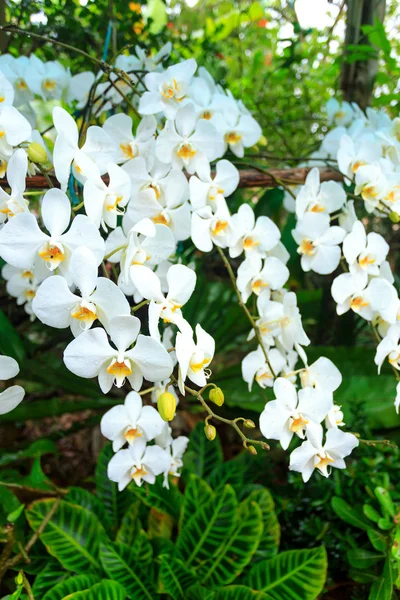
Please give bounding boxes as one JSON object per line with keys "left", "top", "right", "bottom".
{"left": 2, "top": 262, "right": 49, "bottom": 317}
{"left": 331, "top": 273, "right": 396, "bottom": 321}
{"left": 252, "top": 292, "right": 310, "bottom": 352}
{"left": 4, "top": 56, "right": 33, "bottom": 105}
{"left": 189, "top": 157, "right": 239, "bottom": 212}
{"left": 32, "top": 246, "right": 130, "bottom": 337}
{"left": 260, "top": 378, "right": 333, "bottom": 450}
{"left": 337, "top": 134, "right": 381, "bottom": 181}
{"left": 155, "top": 427, "right": 189, "bottom": 488}
{"left": 229, "top": 204, "right": 281, "bottom": 259}
{"left": 0, "top": 189, "right": 105, "bottom": 285}
{"left": 325, "top": 405, "right": 345, "bottom": 429}
{"left": 101, "top": 391, "right": 165, "bottom": 452}
{"left": 156, "top": 102, "right": 224, "bottom": 174}
{"left": 64, "top": 314, "right": 173, "bottom": 393}
{"left": 66, "top": 71, "right": 96, "bottom": 109}
{"left": 300, "top": 356, "right": 342, "bottom": 393}
{"left": 0, "top": 149, "right": 29, "bottom": 223}
{"left": 0, "top": 72, "right": 15, "bottom": 106}
{"left": 289, "top": 423, "right": 359, "bottom": 482}
{"left": 130, "top": 263, "right": 196, "bottom": 340}
{"left": 176, "top": 324, "right": 215, "bottom": 394}
{"left": 354, "top": 162, "right": 388, "bottom": 212}
{"left": 191, "top": 195, "right": 233, "bottom": 252}
{"left": 375, "top": 323, "right": 400, "bottom": 374}
{"left": 53, "top": 106, "right": 116, "bottom": 190}
{"left": 242, "top": 346, "right": 287, "bottom": 391}
{"left": 395, "top": 382, "right": 400, "bottom": 414}
{"left": 139, "top": 58, "right": 197, "bottom": 119}
{"left": 127, "top": 172, "right": 191, "bottom": 242}
{"left": 293, "top": 212, "right": 346, "bottom": 275}
{"left": 295, "top": 168, "right": 346, "bottom": 220}
{"left": 103, "top": 114, "right": 157, "bottom": 165}
{"left": 338, "top": 199, "right": 357, "bottom": 233}
{"left": 343, "top": 220, "right": 389, "bottom": 288}
{"left": 83, "top": 162, "right": 131, "bottom": 230}
{"left": 108, "top": 437, "right": 170, "bottom": 491}
{"left": 216, "top": 104, "right": 262, "bottom": 158}
{"left": 26, "top": 56, "right": 69, "bottom": 100}
{"left": 326, "top": 98, "right": 354, "bottom": 126}
{"left": 0, "top": 105, "right": 32, "bottom": 154}
{"left": 124, "top": 156, "right": 189, "bottom": 206}
{"left": 105, "top": 217, "right": 176, "bottom": 298}
{"left": 0, "top": 355, "right": 25, "bottom": 415}
{"left": 237, "top": 254, "right": 289, "bottom": 303}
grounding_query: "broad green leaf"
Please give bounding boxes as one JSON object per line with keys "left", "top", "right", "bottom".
{"left": 207, "top": 460, "right": 245, "bottom": 492}
{"left": 65, "top": 487, "right": 110, "bottom": 531}
{"left": 31, "top": 563, "right": 68, "bottom": 597}
{"left": 62, "top": 592, "right": 90, "bottom": 599}
{"left": 247, "top": 489, "right": 280, "bottom": 560}
{"left": 375, "top": 487, "right": 395, "bottom": 519}
{"left": 99, "top": 542, "right": 156, "bottom": 600}
{"left": 26, "top": 499, "right": 105, "bottom": 574}
{"left": 331, "top": 497, "right": 375, "bottom": 532}
{"left": 86, "top": 580, "right": 126, "bottom": 600}
{"left": 0, "top": 439, "right": 57, "bottom": 468}
{"left": 185, "top": 585, "right": 215, "bottom": 600}
{"left": 177, "top": 485, "right": 238, "bottom": 568}
{"left": 43, "top": 575, "right": 99, "bottom": 600}
{"left": 245, "top": 547, "right": 328, "bottom": 600}
{"left": 180, "top": 474, "right": 214, "bottom": 528}
{"left": 368, "top": 557, "right": 394, "bottom": 600}
{"left": 347, "top": 548, "right": 385, "bottom": 569}
{"left": 116, "top": 501, "right": 142, "bottom": 545}
{"left": 368, "top": 529, "right": 388, "bottom": 552}
{"left": 95, "top": 444, "right": 132, "bottom": 532}
{"left": 129, "top": 477, "right": 183, "bottom": 522}
{"left": 0, "top": 309, "right": 25, "bottom": 363}
{"left": 213, "top": 586, "right": 269, "bottom": 600}
{"left": 200, "top": 498, "right": 263, "bottom": 585}
{"left": 184, "top": 421, "right": 223, "bottom": 479}
{"left": 158, "top": 554, "right": 198, "bottom": 599}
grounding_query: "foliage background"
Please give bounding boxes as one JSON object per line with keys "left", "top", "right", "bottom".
{"left": 1, "top": 0, "right": 400, "bottom": 598}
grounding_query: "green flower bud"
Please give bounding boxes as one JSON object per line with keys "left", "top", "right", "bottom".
{"left": 204, "top": 423, "right": 216, "bottom": 441}
{"left": 247, "top": 445, "right": 257, "bottom": 455}
{"left": 244, "top": 419, "right": 256, "bottom": 429}
{"left": 389, "top": 211, "right": 400, "bottom": 224}
{"left": 209, "top": 387, "right": 224, "bottom": 406}
{"left": 27, "top": 142, "right": 47, "bottom": 164}
{"left": 157, "top": 392, "right": 176, "bottom": 422}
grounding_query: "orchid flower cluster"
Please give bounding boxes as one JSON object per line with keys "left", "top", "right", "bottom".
{"left": 286, "top": 98, "right": 400, "bottom": 415}
{"left": 0, "top": 45, "right": 362, "bottom": 488}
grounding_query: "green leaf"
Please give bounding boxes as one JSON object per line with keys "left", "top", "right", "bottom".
{"left": 26, "top": 499, "right": 105, "bottom": 574}
{"left": 184, "top": 422, "right": 223, "bottom": 479}
{"left": 43, "top": 575, "right": 99, "bottom": 600}
{"left": 95, "top": 444, "right": 132, "bottom": 532}
{"left": 246, "top": 489, "right": 280, "bottom": 560}
{"left": 158, "top": 555, "right": 198, "bottom": 599}
{"left": 375, "top": 487, "right": 395, "bottom": 519}
{"left": 177, "top": 485, "right": 238, "bottom": 568}
{"left": 185, "top": 585, "right": 214, "bottom": 600}
{"left": 65, "top": 487, "right": 110, "bottom": 531}
{"left": 207, "top": 460, "right": 245, "bottom": 492}
{"left": 0, "top": 309, "right": 25, "bottom": 363}
{"left": 143, "top": 0, "right": 167, "bottom": 34}
{"left": 347, "top": 548, "right": 385, "bottom": 569}
{"left": 7, "top": 503, "right": 25, "bottom": 523}
{"left": 99, "top": 542, "right": 157, "bottom": 600}
{"left": 369, "top": 557, "right": 394, "bottom": 600}
{"left": 213, "top": 586, "right": 269, "bottom": 600}
{"left": 364, "top": 504, "right": 382, "bottom": 524}
{"left": 245, "top": 547, "right": 328, "bottom": 600}
{"left": 368, "top": 529, "right": 388, "bottom": 553}
{"left": 86, "top": 580, "right": 126, "bottom": 600}
{"left": 180, "top": 474, "right": 214, "bottom": 528}
{"left": 129, "top": 477, "right": 183, "bottom": 522}
{"left": 199, "top": 498, "right": 263, "bottom": 585}
{"left": 331, "top": 497, "right": 375, "bottom": 532}
{"left": 31, "top": 563, "right": 68, "bottom": 598}
{"left": 116, "top": 501, "right": 142, "bottom": 545}
{"left": 0, "top": 439, "right": 57, "bottom": 468}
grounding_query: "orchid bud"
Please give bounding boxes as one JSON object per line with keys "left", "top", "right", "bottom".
{"left": 209, "top": 387, "right": 224, "bottom": 406}
{"left": 247, "top": 445, "right": 257, "bottom": 455}
{"left": 27, "top": 142, "right": 47, "bottom": 164}
{"left": 157, "top": 392, "right": 176, "bottom": 422}
{"left": 244, "top": 419, "right": 256, "bottom": 429}
{"left": 389, "top": 211, "right": 400, "bottom": 223}
{"left": 204, "top": 423, "right": 216, "bottom": 441}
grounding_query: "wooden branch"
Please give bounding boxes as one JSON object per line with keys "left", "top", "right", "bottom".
{"left": 0, "top": 167, "right": 343, "bottom": 191}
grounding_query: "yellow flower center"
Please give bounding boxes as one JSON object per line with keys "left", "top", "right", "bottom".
{"left": 177, "top": 143, "right": 197, "bottom": 161}
{"left": 351, "top": 160, "right": 366, "bottom": 173}
{"left": 212, "top": 219, "right": 228, "bottom": 236}
{"left": 38, "top": 243, "right": 66, "bottom": 269}
{"left": 315, "top": 454, "right": 334, "bottom": 473}
{"left": 70, "top": 305, "right": 98, "bottom": 324}
{"left": 299, "top": 239, "right": 315, "bottom": 256}
{"left": 120, "top": 142, "right": 136, "bottom": 160}
{"left": 289, "top": 415, "right": 309, "bottom": 434}
{"left": 350, "top": 296, "right": 369, "bottom": 310}
{"left": 124, "top": 427, "right": 142, "bottom": 443}
{"left": 243, "top": 236, "right": 259, "bottom": 250}
{"left": 152, "top": 213, "right": 169, "bottom": 225}
{"left": 43, "top": 79, "right": 57, "bottom": 91}
{"left": 359, "top": 254, "right": 375, "bottom": 268}
{"left": 225, "top": 132, "right": 242, "bottom": 145}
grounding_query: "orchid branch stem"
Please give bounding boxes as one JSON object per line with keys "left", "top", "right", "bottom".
{"left": 216, "top": 246, "right": 276, "bottom": 378}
